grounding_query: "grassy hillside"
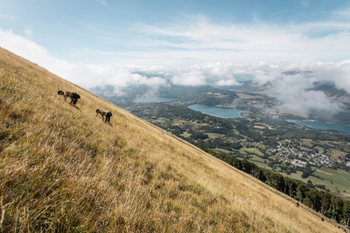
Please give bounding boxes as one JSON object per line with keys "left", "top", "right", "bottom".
{"left": 0, "top": 47, "right": 342, "bottom": 232}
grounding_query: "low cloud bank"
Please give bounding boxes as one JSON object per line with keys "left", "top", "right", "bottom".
{"left": 253, "top": 62, "right": 350, "bottom": 116}
{"left": 1, "top": 28, "right": 349, "bottom": 116}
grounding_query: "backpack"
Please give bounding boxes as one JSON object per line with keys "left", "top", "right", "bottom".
{"left": 65, "top": 91, "right": 74, "bottom": 98}
{"left": 107, "top": 111, "right": 112, "bottom": 117}
{"left": 73, "top": 93, "right": 80, "bottom": 99}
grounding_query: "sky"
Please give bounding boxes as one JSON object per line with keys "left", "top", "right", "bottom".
{"left": 1, "top": 0, "right": 350, "bottom": 116}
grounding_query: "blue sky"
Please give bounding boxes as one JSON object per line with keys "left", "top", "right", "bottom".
{"left": 1, "top": 0, "right": 350, "bottom": 116}
{"left": 1, "top": 0, "right": 350, "bottom": 65}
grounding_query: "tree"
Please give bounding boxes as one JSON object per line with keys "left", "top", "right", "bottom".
{"left": 320, "top": 191, "right": 332, "bottom": 217}
{"left": 315, "top": 184, "right": 325, "bottom": 189}
{"left": 301, "top": 171, "right": 310, "bottom": 179}
{"left": 284, "top": 177, "right": 299, "bottom": 197}
{"left": 297, "top": 184, "right": 309, "bottom": 202}
{"left": 343, "top": 201, "right": 350, "bottom": 227}
{"left": 331, "top": 196, "right": 344, "bottom": 221}
{"left": 232, "top": 142, "right": 243, "bottom": 150}
{"left": 306, "top": 180, "right": 315, "bottom": 189}
{"left": 264, "top": 170, "right": 285, "bottom": 191}
{"left": 305, "top": 189, "right": 321, "bottom": 211}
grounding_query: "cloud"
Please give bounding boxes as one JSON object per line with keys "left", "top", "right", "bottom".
{"left": 0, "top": 28, "right": 169, "bottom": 95}
{"left": 252, "top": 62, "right": 350, "bottom": 117}
{"left": 10, "top": 11, "right": 346, "bottom": 66}
{"left": 1, "top": 28, "right": 349, "bottom": 117}
{"left": 95, "top": 0, "right": 107, "bottom": 6}
{"left": 0, "top": 28, "right": 244, "bottom": 92}
{"left": 172, "top": 69, "right": 207, "bottom": 86}
{"left": 270, "top": 74, "right": 343, "bottom": 116}
{"left": 0, "top": 14, "right": 16, "bottom": 20}
{"left": 24, "top": 27, "right": 33, "bottom": 37}
{"left": 0, "top": 28, "right": 57, "bottom": 69}
{"left": 332, "top": 8, "right": 350, "bottom": 18}
{"left": 300, "top": 0, "right": 311, "bottom": 6}
{"left": 215, "top": 79, "right": 240, "bottom": 86}
{"left": 253, "top": 73, "right": 278, "bottom": 85}
{"left": 133, "top": 14, "right": 350, "bottom": 63}
{"left": 314, "top": 62, "right": 350, "bottom": 93}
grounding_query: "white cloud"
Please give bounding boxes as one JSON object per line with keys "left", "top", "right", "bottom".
{"left": 1, "top": 28, "right": 350, "bottom": 117}
{"left": 134, "top": 15, "right": 350, "bottom": 63}
{"left": 314, "top": 62, "right": 350, "bottom": 93}
{"left": 24, "top": 27, "right": 33, "bottom": 37}
{"left": 300, "top": 0, "right": 311, "bottom": 7}
{"left": 172, "top": 69, "right": 207, "bottom": 86}
{"left": 142, "top": 77, "right": 167, "bottom": 87}
{"left": 18, "top": 12, "right": 347, "bottom": 66}
{"left": 252, "top": 62, "right": 350, "bottom": 117}
{"left": 269, "top": 73, "right": 342, "bottom": 116}
{"left": 95, "top": 0, "right": 107, "bottom": 6}
{"left": 0, "top": 28, "right": 244, "bottom": 91}
{"left": 0, "top": 28, "right": 168, "bottom": 95}
{"left": 254, "top": 73, "right": 278, "bottom": 85}
{"left": 0, "top": 28, "right": 56, "bottom": 69}
{"left": 215, "top": 79, "right": 240, "bottom": 86}
{"left": 332, "top": 8, "right": 350, "bottom": 18}
{"left": 0, "top": 14, "right": 16, "bottom": 20}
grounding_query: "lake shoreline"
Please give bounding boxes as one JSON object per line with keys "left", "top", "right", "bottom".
{"left": 287, "top": 120, "right": 350, "bottom": 134}
{"left": 188, "top": 104, "right": 250, "bottom": 119}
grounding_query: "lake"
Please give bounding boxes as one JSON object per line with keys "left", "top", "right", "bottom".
{"left": 187, "top": 104, "right": 248, "bottom": 118}
{"left": 293, "top": 121, "right": 350, "bottom": 134}
{"left": 134, "top": 97, "right": 180, "bottom": 103}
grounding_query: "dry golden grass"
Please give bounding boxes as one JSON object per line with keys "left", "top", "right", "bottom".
{"left": 0, "top": 47, "right": 343, "bottom": 232}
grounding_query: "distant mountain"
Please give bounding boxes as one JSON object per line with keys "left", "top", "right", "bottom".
{"left": 311, "top": 82, "right": 349, "bottom": 97}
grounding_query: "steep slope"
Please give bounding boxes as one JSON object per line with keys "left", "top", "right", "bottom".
{"left": 0, "top": 47, "right": 341, "bottom": 232}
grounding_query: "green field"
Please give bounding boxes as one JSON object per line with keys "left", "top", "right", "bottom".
{"left": 206, "top": 133, "right": 224, "bottom": 139}
{"left": 180, "top": 132, "right": 191, "bottom": 138}
{"left": 315, "top": 146, "right": 324, "bottom": 154}
{"left": 243, "top": 155, "right": 350, "bottom": 195}
{"left": 244, "top": 147, "right": 264, "bottom": 156}
{"left": 213, "top": 148, "right": 232, "bottom": 154}
{"left": 242, "top": 156, "right": 350, "bottom": 196}
{"left": 278, "top": 166, "right": 350, "bottom": 195}
{"left": 301, "top": 139, "right": 313, "bottom": 147}
{"left": 246, "top": 154, "right": 269, "bottom": 169}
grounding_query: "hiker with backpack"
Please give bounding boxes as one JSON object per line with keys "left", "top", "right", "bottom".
{"left": 58, "top": 90, "right": 80, "bottom": 109}
{"left": 95, "top": 109, "right": 113, "bottom": 126}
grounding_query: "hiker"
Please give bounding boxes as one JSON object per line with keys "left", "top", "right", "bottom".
{"left": 58, "top": 90, "right": 80, "bottom": 109}
{"left": 95, "top": 109, "right": 106, "bottom": 121}
{"left": 321, "top": 217, "right": 324, "bottom": 222}
{"left": 105, "top": 111, "right": 113, "bottom": 126}
{"left": 296, "top": 202, "right": 300, "bottom": 207}
{"left": 96, "top": 109, "right": 113, "bottom": 126}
